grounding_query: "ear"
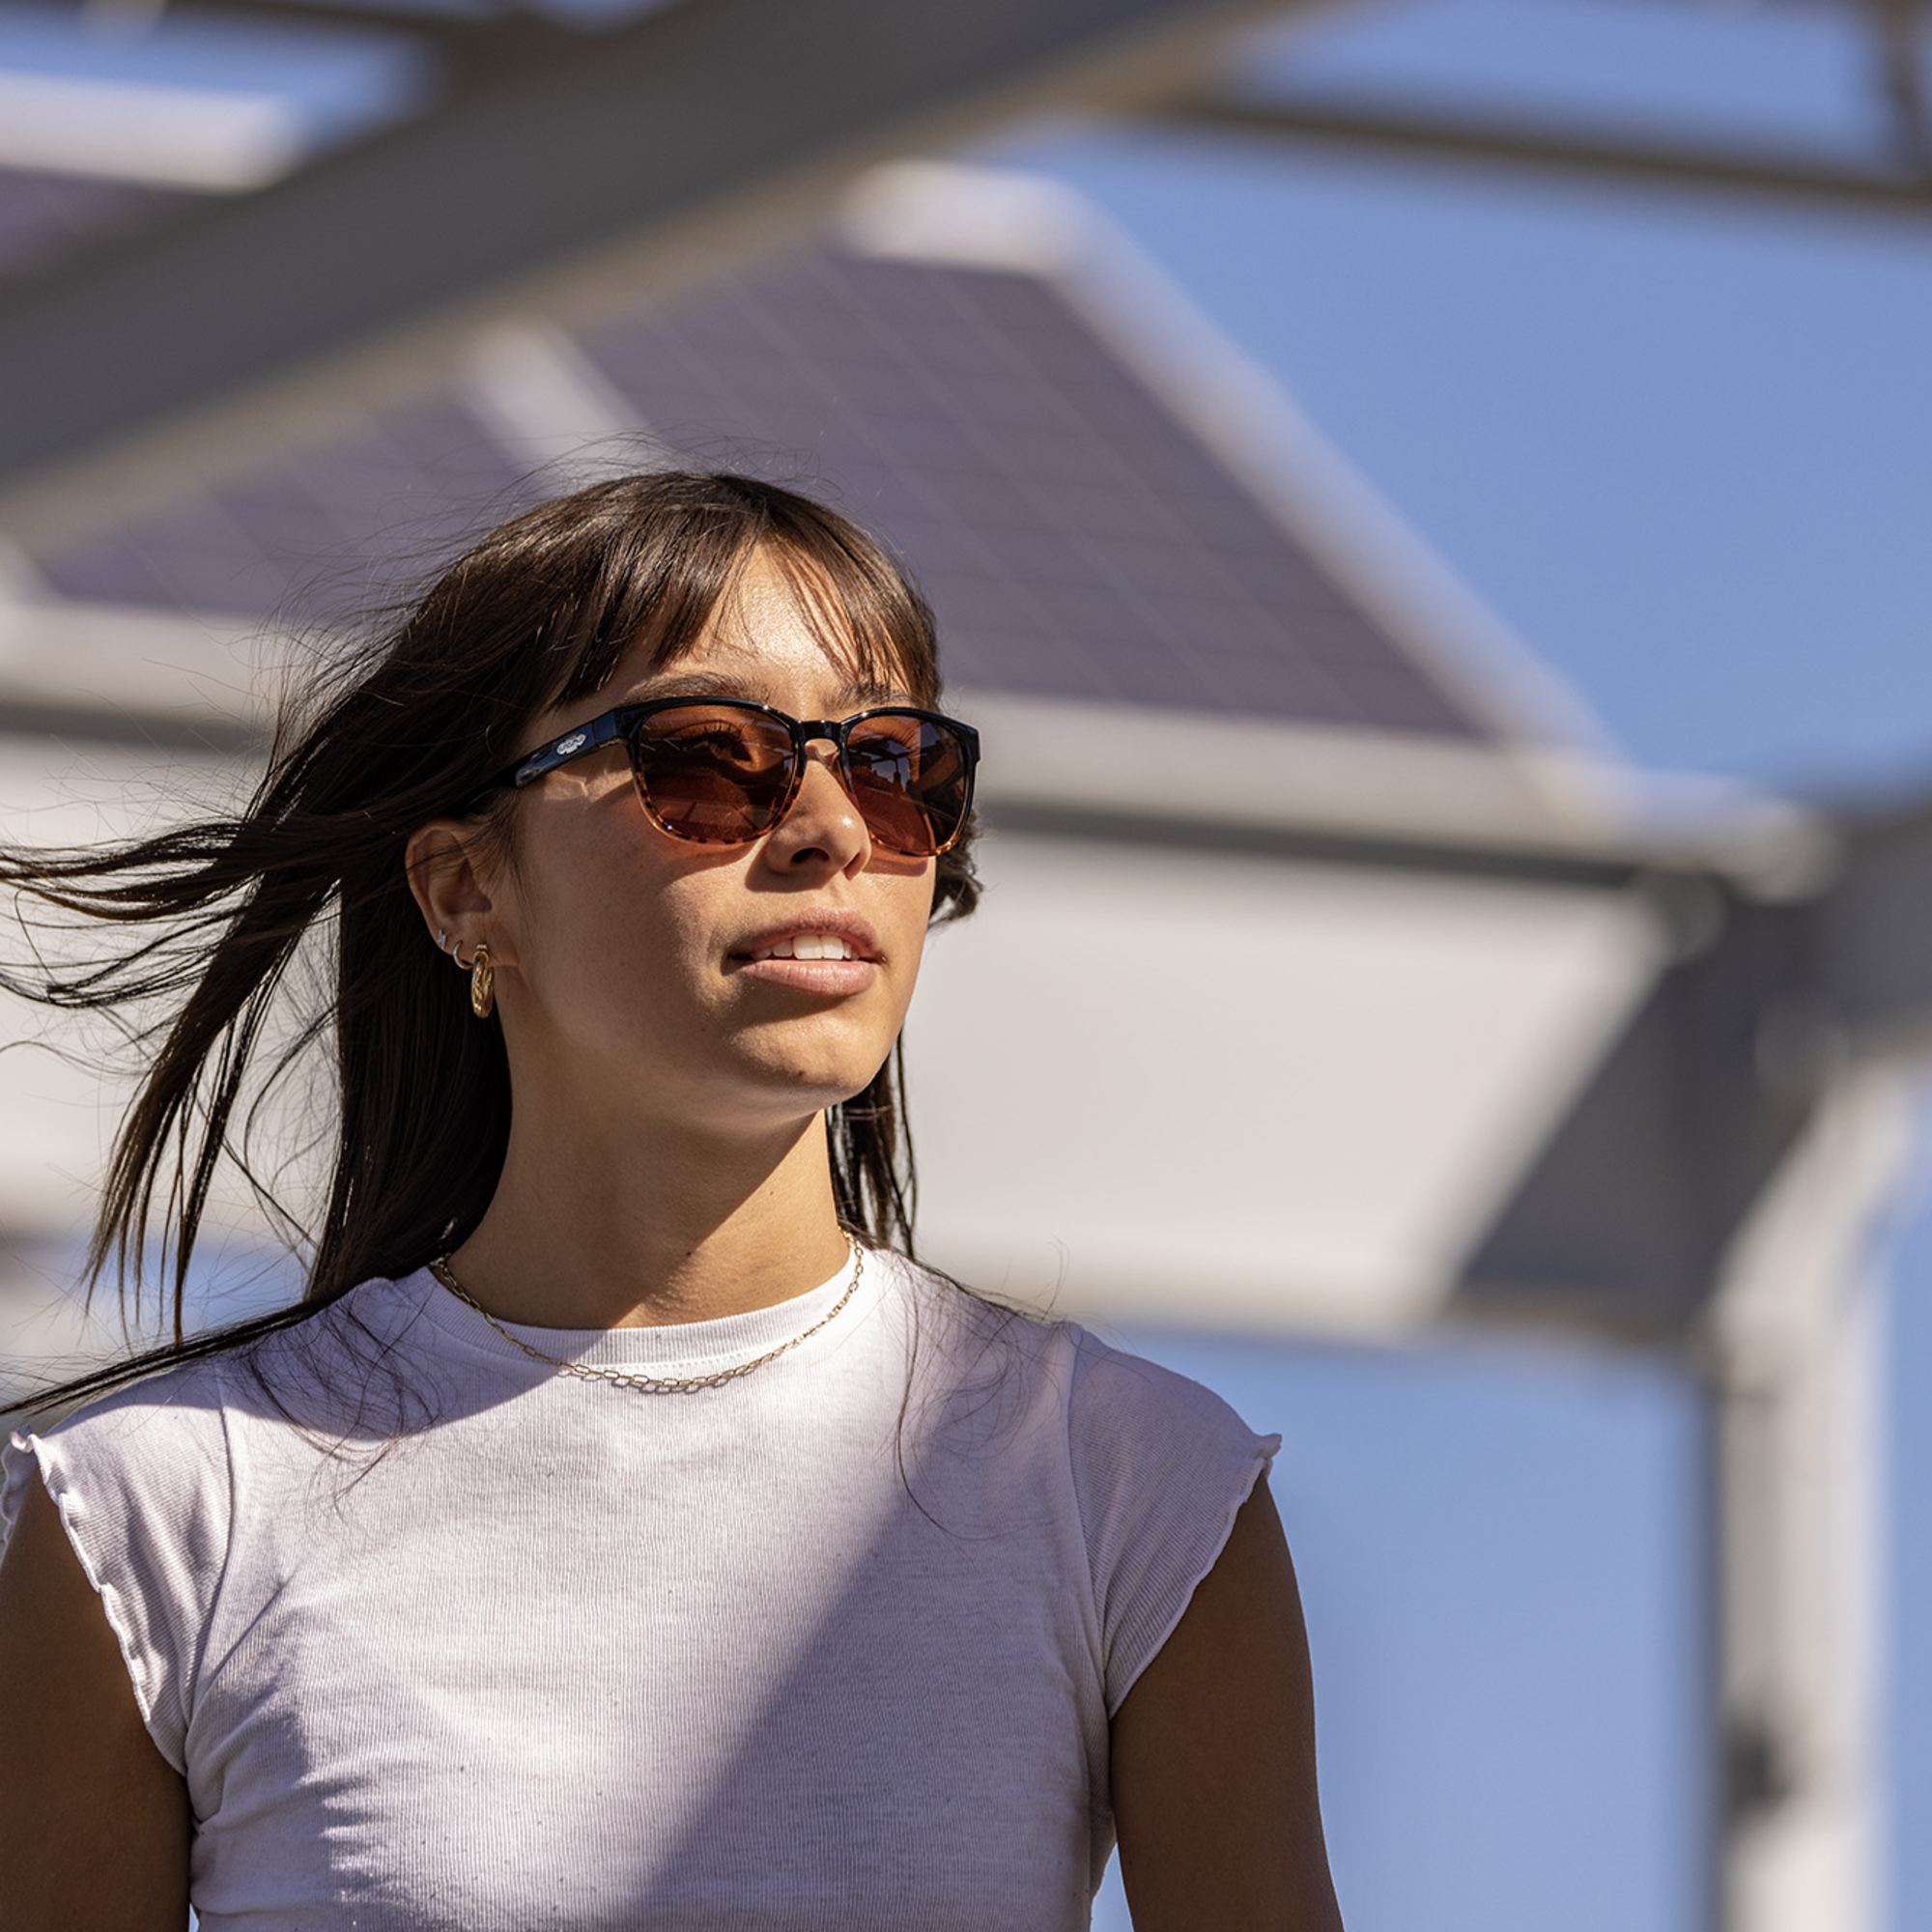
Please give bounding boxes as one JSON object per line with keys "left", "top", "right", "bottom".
{"left": 405, "top": 819, "right": 502, "bottom": 962}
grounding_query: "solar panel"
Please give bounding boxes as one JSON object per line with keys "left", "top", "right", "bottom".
{"left": 34, "top": 401, "right": 535, "bottom": 626}
{"left": 577, "top": 251, "right": 1490, "bottom": 738}
{"left": 29, "top": 243, "right": 1492, "bottom": 740}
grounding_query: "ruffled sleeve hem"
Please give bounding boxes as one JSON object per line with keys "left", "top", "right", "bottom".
{"left": 0, "top": 1429, "right": 34, "bottom": 1545}
{"left": 1102, "top": 1430, "right": 1281, "bottom": 1718}
{"left": 2, "top": 1430, "right": 176, "bottom": 1767}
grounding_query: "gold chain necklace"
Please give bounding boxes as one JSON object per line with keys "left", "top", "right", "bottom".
{"left": 427, "top": 1235, "right": 864, "bottom": 1395}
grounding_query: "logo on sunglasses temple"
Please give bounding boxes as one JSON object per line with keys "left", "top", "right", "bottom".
{"left": 555, "top": 731, "right": 588, "bottom": 756}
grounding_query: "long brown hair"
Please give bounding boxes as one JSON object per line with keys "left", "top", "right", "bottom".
{"left": 1, "top": 472, "right": 979, "bottom": 1411}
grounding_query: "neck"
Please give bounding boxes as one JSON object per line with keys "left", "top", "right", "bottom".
{"left": 447, "top": 1105, "right": 853, "bottom": 1329}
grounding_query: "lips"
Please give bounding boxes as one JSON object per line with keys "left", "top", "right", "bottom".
{"left": 728, "top": 914, "right": 880, "bottom": 966}
{"left": 727, "top": 914, "right": 881, "bottom": 994}
{"left": 745, "top": 932, "right": 859, "bottom": 962}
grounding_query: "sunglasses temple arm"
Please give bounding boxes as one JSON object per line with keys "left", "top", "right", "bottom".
{"left": 507, "top": 709, "right": 632, "bottom": 789}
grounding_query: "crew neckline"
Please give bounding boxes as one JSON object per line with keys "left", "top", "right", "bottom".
{"left": 403, "top": 1241, "right": 878, "bottom": 1375}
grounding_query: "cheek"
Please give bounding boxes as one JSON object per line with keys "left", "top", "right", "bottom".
{"left": 501, "top": 798, "right": 702, "bottom": 992}
{"left": 516, "top": 883, "right": 718, "bottom": 1060}
{"left": 877, "top": 872, "right": 936, "bottom": 1004}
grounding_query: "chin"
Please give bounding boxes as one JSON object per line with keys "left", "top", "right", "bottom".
{"left": 696, "top": 1030, "right": 866, "bottom": 1101}
{"left": 733, "top": 1012, "right": 897, "bottom": 1093}
{"left": 790, "top": 1057, "right": 890, "bottom": 1107}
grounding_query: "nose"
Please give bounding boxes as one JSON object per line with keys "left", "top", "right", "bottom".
{"left": 761, "top": 745, "right": 870, "bottom": 876}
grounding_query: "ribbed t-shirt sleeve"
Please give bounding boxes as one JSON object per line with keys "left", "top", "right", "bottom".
{"left": 0, "top": 1367, "right": 234, "bottom": 1774}
{"left": 1066, "top": 1331, "right": 1281, "bottom": 1718}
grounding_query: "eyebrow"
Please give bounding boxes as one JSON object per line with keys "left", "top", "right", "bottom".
{"left": 623, "top": 668, "right": 913, "bottom": 709}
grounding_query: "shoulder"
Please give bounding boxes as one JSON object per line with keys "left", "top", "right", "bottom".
{"left": 888, "top": 1258, "right": 1276, "bottom": 1478}
{"left": 1, "top": 1355, "right": 240, "bottom": 1773}
{"left": 912, "top": 1293, "right": 1286, "bottom": 1719}
{"left": 1066, "top": 1324, "right": 1249, "bottom": 1428}
{"left": 0, "top": 1272, "right": 432, "bottom": 1550}
{"left": 0, "top": 1272, "right": 433, "bottom": 1763}
{"left": 1059, "top": 1327, "right": 1279, "bottom": 1532}
{"left": 4, "top": 1352, "right": 235, "bottom": 1554}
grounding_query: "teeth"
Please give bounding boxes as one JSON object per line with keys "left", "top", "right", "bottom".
{"left": 757, "top": 933, "right": 856, "bottom": 961}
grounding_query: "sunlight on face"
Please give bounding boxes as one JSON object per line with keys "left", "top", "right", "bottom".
{"left": 478, "top": 548, "right": 939, "bottom": 1146}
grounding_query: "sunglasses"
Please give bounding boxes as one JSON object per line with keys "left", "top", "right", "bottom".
{"left": 472, "top": 696, "right": 980, "bottom": 858}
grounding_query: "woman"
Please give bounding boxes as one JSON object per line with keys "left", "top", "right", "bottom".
{"left": 0, "top": 472, "right": 1342, "bottom": 1930}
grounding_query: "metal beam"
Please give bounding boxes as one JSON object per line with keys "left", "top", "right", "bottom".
{"left": 1160, "top": 94, "right": 1932, "bottom": 221}
{"left": 0, "top": 0, "right": 1285, "bottom": 507}
{"left": 1868, "top": 0, "right": 1932, "bottom": 172}
{"left": 1449, "top": 782, "right": 1932, "bottom": 1337}
{"left": 1454, "top": 888, "right": 1825, "bottom": 1337}
{"left": 1819, "top": 792, "right": 1932, "bottom": 1054}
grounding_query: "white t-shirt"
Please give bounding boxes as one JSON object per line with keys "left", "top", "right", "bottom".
{"left": 3, "top": 1247, "right": 1277, "bottom": 1931}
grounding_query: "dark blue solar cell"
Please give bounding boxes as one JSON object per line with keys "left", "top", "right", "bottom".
{"left": 34, "top": 402, "right": 528, "bottom": 623}
{"left": 37, "top": 239, "right": 1495, "bottom": 740}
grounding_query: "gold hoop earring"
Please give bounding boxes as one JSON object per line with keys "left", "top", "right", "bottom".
{"left": 469, "top": 943, "right": 495, "bottom": 1020}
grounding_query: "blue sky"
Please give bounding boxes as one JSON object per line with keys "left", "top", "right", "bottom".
{"left": 993, "top": 131, "right": 1932, "bottom": 794}
{"left": 1089, "top": 1327, "right": 1706, "bottom": 1930}
{"left": 986, "top": 5, "right": 1932, "bottom": 1927}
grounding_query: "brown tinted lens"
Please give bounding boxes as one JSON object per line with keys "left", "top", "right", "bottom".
{"left": 843, "top": 713, "right": 972, "bottom": 857}
{"left": 630, "top": 706, "right": 795, "bottom": 844}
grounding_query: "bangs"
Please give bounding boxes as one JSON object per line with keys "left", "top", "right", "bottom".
{"left": 537, "top": 480, "right": 939, "bottom": 716}
{"left": 693, "top": 530, "right": 938, "bottom": 707}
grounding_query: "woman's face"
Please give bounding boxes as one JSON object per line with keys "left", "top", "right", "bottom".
{"left": 441, "top": 548, "right": 939, "bottom": 1143}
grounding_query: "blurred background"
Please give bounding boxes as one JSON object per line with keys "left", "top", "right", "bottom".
{"left": 0, "top": 1, "right": 1928, "bottom": 1926}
